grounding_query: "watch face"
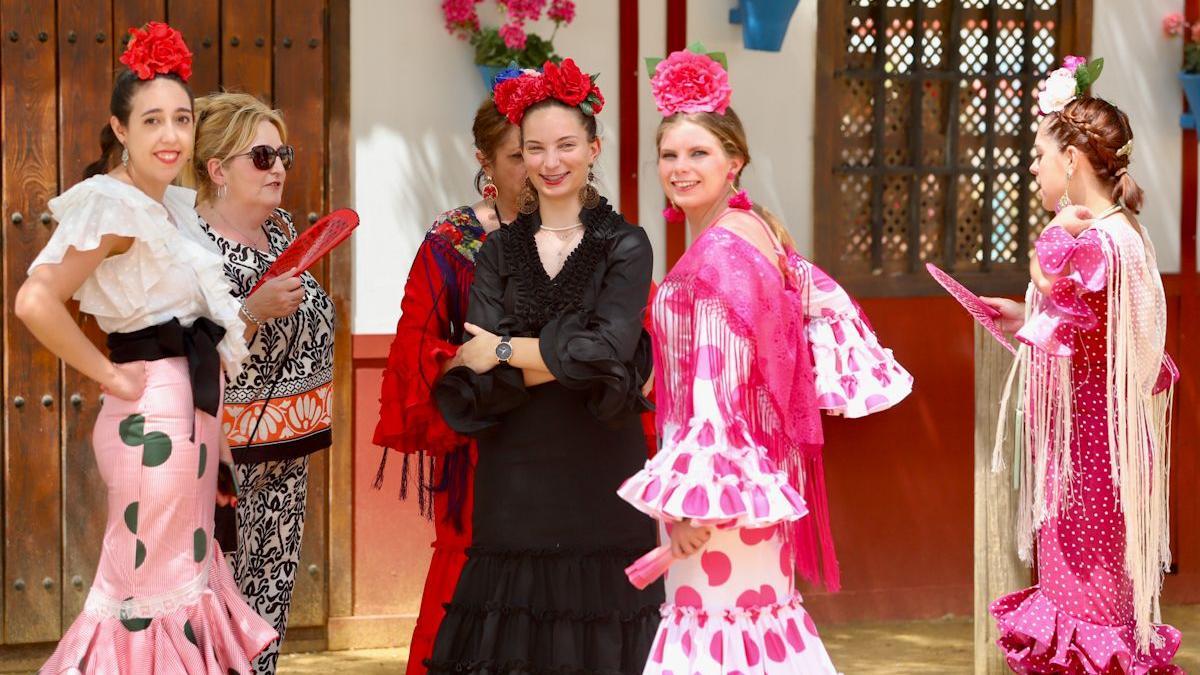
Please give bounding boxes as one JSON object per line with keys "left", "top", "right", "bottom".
{"left": 495, "top": 342, "right": 513, "bottom": 361}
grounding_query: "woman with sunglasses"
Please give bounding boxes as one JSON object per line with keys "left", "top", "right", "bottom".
{"left": 187, "top": 92, "right": 336, "bottom": 675}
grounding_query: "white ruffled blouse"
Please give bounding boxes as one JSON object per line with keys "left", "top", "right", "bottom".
{"left": 28, "top": 175, "right": 249, "bottom": 377}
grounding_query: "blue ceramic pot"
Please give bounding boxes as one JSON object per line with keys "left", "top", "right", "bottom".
{"left": 730, "top": 0, "right": 801, "bottom": 52}
{"left": 1179, "top": 71, "right": 1200, "bottom": 129}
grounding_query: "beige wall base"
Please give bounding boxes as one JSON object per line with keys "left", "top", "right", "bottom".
{"left": 327, "top": 614, "right": 417, "bottom": 651}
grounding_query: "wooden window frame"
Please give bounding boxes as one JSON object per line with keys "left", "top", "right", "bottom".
{"left": 813, "top": 0, "right": 1093, "bottom": 298}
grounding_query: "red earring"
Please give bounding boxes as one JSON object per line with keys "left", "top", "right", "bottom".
{"left": 663, "top": 202, "right": 685, "bottom": 225}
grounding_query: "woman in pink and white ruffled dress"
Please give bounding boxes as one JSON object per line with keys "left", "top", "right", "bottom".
{"left": 618, "top": 49, "right": 912, "bottom": 674}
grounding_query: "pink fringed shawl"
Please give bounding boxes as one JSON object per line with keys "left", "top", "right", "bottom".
{"left": 651, "top": 223, "right": 840, "bottom": 589}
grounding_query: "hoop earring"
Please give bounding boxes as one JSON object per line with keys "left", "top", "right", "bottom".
{"left": 518, "top": 178, "right": 539, "bottom": 215}
{"left": 481, "top": 174, "right": 498, "bottom": 202}
{"left": 579, "top": 166, "right": 600, "bottom": 209}
{"left": 1056, "top": 166, "right": 1073, "bottom": 211}
{"left": 120, "top": 146, "right": 129, "bottom": 167}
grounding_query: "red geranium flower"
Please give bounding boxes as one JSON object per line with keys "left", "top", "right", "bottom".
{"left": 119, "top": 21, "right": 193, "bottom": 82}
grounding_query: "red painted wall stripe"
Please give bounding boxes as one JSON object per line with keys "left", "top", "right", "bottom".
{"left": 664, "top": 0, "right": 688, "bottom": 267}
{"left": 619, "top": 0, "right": 639, "bottom": 223}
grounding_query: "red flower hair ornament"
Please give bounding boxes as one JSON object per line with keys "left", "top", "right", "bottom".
{"left": 119, "top": 21, "right": 193, "bottom": 82}
{"left": 492, "top": 58, "right": 604, "bottom": 125}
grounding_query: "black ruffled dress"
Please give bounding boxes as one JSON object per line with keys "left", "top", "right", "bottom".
{"left": 428, "top": 198, "right": 663, "bottom": 674}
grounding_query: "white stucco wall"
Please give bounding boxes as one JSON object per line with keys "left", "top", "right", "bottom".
{"left": 351, "top": 0, "right": 1184, "bottom": 333}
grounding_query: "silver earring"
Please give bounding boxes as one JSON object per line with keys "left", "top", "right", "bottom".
{"left": 217, "top": 184, "right": 227, "bottom": 200}
{"left": 120, "top": 146, "right": 129, "bottom": 167}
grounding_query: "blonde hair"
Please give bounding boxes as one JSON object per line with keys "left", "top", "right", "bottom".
{"left": 184, "top": 92, "right": 288, "bottom": 204}
{"left": 656, "top": 107, "right": 795, "bottom": 249}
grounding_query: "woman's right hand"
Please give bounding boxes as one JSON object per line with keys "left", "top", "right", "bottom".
{"left": 980, "top": 297, "right": 1025, "bottom": 334}
{"left": 669, "top": 518, "right": 712, "bottom": 559}
{"left": 245, "top": 267, "right": 304, "bottom": 321}
{"left": 102, "top": 361, "right": 147, "bottom": 401}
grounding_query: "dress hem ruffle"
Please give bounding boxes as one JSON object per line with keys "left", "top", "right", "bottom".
{"left": 990, "top": 586, "right": 1182, "bottom": 674}
{"left": 40, "top": 542, "right": 277, "bottom": 675}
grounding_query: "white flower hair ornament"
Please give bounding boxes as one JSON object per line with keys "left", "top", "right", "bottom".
{"left": 1037, "top": 56, "right": 1103, "bottom": 115}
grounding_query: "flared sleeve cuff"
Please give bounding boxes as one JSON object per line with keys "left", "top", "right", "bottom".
{"left": 1015, "top": 226, "right": 1108, "bottom": 358}
{"left": 807, "top": 311, "right": 913, "bottom": 418}
{"left": 373, "top": 340, "right": 461, "bottom": 455}
{"left": 617, "top": 418, "right": 807, "bottom": 529}
{"left": 433, "top": 364, "right": 529, "bottom": 435}
{"left": 538, "top": 311, "right": 653, "bottom": 421}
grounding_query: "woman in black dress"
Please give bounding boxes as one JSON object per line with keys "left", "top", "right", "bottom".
{"left": 428, "top": 59, "right": 662, "bottom": 674}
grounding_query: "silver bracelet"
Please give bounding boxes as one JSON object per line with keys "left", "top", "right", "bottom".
{"left": 240, "top": 301, "right": 263, "bottom": 329}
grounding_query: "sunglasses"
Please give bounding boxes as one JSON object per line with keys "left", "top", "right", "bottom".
{"left": 231, "top": 144, "right": 295, "bottom": 171}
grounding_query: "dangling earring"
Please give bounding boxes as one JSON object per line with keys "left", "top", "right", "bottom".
{"left": 481, "top": 173, "right": 498, "bottom": 203}
{"left": 120, "top": 145, "right": 129, "bottom": 167}
{"left": 663, "top": 200, "right": 685, "bottom": 225}
{"left": 518, "top": 177, "right": 539, "bottom": 215}
{"left": 217, "top": 184, "right": 228, "bottom": 200}
{"left": 726, "top": 169, "right": 752, "bottom": 210}
{"left": 1056, "top": 166, "right": 1073, "bottom": 211}
{"left": 579, "top": 166, "right": 600, "bottom": 209}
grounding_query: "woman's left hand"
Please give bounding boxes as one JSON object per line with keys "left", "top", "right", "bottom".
{"left": 459, "top": 322, "right": 502, "bottom": 374}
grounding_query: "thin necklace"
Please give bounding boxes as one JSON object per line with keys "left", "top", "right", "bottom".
{"left": 212, "top": 205, "right": 269, "bottom": 252}
{"left": 1094, "top": 203, "right": 1122, "bottom": 219}
{"left": 540, "top": 222, "right": 583, "bottom": 232}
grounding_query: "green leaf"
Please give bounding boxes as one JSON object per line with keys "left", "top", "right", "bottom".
{"left": 686, "top": 41, "right": 710, "bottom": 54}
{"left": 123, "top": 502, "right": 138, "bottom": 535}
{"left": 119, "top": 415, "right": 145, "bottom": 446}
{"left": 645, "top": 57, "right": 663, "bottom": 78}
{"left": 579, "top": 101, "right": 594, "bottom": 116}
{"left": 141, "top": 432, "right": 173, "bottom": 467}
{"left": 707, "top": 51, "right": 729, "bottom": 70}
{"left": 193, "top": 528, "right": 207, "bottom": 563}
{"left": 1090, "top": 58, "right": 1104, "bottom": 80}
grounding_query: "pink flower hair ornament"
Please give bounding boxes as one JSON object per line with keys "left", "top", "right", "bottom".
{"left": 647, "top": 43, "right": 733, "bottom": 116}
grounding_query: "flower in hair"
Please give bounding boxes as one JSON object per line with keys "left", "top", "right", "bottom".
{"left": 1037, "top": 55, "right": 1104, "bottom": 115}
{"left": 492, "top": 58, "right": 604, "bottom": 124}
{"left": 119, "top": 21, "right": 193, "bottom": 82}
{"left": 648, "top": 45, "right": 732, "bottom": 116}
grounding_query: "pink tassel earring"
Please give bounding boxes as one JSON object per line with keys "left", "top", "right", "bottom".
{"left": 663, "top": 201, "right": 685, "bottom": 225}
{"left": 727, "top": 170, "right": 752, "bottom": 210}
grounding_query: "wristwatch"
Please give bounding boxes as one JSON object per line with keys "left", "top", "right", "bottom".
{"left": 495, "top": 335, "right": 513, "bottom": 364}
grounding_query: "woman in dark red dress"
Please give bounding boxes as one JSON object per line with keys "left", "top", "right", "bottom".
{"left": 373, "top": 94, "right": 525, "bottom": 674}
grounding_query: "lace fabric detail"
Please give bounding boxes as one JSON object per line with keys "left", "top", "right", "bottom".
{"left": 83, "top": 556, "right": 210, "bottom": 620}
{"left": 506, "top": 198, "right": 618, "bottom": 335}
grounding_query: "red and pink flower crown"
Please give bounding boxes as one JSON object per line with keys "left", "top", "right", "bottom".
{"left": 119, "top": 21, "right": 193, "bottom": 82}
{"left": 647, "top": 43, "right": 732, "bottom": 116}
{"left": 492, "top": 58, "right": 605, "bottom": 124}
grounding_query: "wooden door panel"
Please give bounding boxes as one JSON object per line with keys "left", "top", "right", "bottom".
{"left": 2, "top": 0, "right": 63, "bottom": 643}
{"left": 57, "top": 0, "right": 115, "bottom": 625}
{"left": 167, "top": 0, "right": 220, "bottom": 96}
{"left": 112, "top": 0, "right": 165, "bottom": 71}
{"left": 222, "top": 2, "right": 272, "bottom": 103}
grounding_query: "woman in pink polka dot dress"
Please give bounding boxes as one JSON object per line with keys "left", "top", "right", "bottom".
{"left": 983, "top": 60, "right": 1182, "bottom": 673}
{"left": 618, "top": 49, "right": 912, "bottom": 674}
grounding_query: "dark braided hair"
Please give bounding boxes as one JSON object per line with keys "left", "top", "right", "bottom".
{"left": 1044, "top": 97, "right": 1143, "bottom": 213}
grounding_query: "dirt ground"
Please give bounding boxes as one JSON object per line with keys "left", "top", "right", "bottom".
{"left": 277, "top": 605, "right": 1200, "bottom": 674}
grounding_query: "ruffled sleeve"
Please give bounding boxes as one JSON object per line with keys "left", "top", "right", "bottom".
{"left": 618, "top": 296, "right": 807, "bottom": 528}
{"left": 374, "top": 237, "right": 466, "bottom": 454}
{"left": 1016, "top": 225, "right": 1108, "bottom": 357}
{"left": 31, "top": 176, "right": 173, "bottom": 276}
{"left": 801, "top": 258, "right": 913, "bottom": 418}
{"left": 538, "top": 226, "right": 654, "bottom": 421}
{"left": 434, "top": 232, "right": 530, "bottom": 434}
